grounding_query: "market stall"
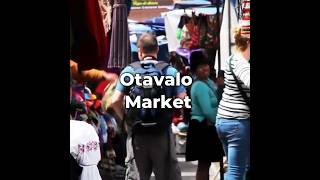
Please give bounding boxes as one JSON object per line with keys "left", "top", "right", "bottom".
{"left": 162, "top": 0, "right": 243, "bottom": 72}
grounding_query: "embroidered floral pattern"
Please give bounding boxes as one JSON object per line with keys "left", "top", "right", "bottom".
{"left": 78, "top": 141, "right": 99, "bottom": 154}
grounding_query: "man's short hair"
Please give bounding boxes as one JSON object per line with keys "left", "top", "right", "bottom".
{"left": 137, "top": 33, "right": 158, "bottom": 54}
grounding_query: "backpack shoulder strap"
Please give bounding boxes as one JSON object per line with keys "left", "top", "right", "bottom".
{"left": 129, "top": 61, "right": 142, "bottom": 70}
{"left": 155, "top": 61, "right": 170, "bottom": 73}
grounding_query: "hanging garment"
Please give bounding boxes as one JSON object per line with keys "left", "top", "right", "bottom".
{"left": 180, "top": 25, "right": 192, "bottom": 49}
{"left": 107, "top": 0, "right": 131, "bottom": 70}
{"left": 176, "top": 15, "right": 189, "bottom": 40}
{"left": 70, "top": 0, "right": 107, "bottom": 71}
{"left": 70, "top": 120, "right": 102, "bottom": 180}
{"left": 199, "top": 15, "right": 208, "bottom": 48}
{"left": 196, "top": 14, "right": 219, "bottom": 66}
{"left": 98, "top": 0, "right": 113, "bottom": 35}
{"left": 180, "top": 16, "right": 193, "bottom": 49}
{"left": 189, "top": 12, "right": 200, "bottom": 49}
{"left": 205, "top": 15, "right": 219, "bottom": 49}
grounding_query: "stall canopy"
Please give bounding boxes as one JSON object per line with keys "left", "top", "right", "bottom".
{"left": 173, "top": 0, "right": 212, "bottom": 9}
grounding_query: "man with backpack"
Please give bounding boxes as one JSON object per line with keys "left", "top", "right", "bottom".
{"left": 111, "top": 33, "right": 186, "bottom": 180}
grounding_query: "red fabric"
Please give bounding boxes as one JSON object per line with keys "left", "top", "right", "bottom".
{"left": 86, "top": 101, "right": 94, "bottom": 109}
{"left": 172, "top": 115, "right": 184, "bottom": 126}
{"left": 189, "top": 26, "right": 200, "bottom": 49}
{"left": 70, "top": 0, "right": 107, "bottom": 71}
{"left": 94, "top": 100, "right": 102, "bottom": 110}
{"left": 95, "top": 80, "right": 109, "bottom": 96}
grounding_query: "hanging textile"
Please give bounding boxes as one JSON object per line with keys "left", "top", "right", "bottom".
{"left": 180, "top": 16, "right": 193, "bottom": 49}
{"left": 98, "top": 0, "right": 113, "bottom": 35}
{"left": 70, "top": 0, "right": 107, "bottom": 71}
{"left": 240, "top": 0, "right": 250, "bottom": 38}
{"left": 107, "top": 0, "right": 131, "bottom": 70}
{"left": 200, "top": 14, "right": 220, "bottom": 66}
{"left": 189, "top": 12, "right": 201, "bottom": 49}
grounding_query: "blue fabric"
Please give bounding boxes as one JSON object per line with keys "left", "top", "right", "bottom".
{"left": 215, "top": 118, "right": 250, "bottom": 180}
{"left": 191, "top": 79, "right": 219, "bottom": 123}
{"left": 99, "top": 115, "right": 108, "bottom": 143}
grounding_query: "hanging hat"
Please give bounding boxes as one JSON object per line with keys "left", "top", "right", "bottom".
{"left": 84, "top": 93, "right": 97, "bottom": 100}
{"left": 240, "top": 0, "right": 250, "bottom": 39}
{"left": 189, "top": 50, "right": 210, "bottom": 73}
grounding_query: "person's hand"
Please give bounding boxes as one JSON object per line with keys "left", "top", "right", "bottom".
{"left": 206, "top": 119, "right": 213, "bottom": 126}
{"left": 102, "top": 71, "right": 118, "bottom": 83}
{"left": 216, "top": 76, "right": 224, "bottom": 86}
{"left": 108, "top": 126, "right": 116, "bottom": 138}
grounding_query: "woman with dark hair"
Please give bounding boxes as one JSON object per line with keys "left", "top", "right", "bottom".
{"left": 185, "top": 50, "right": 224, "bottom": 180}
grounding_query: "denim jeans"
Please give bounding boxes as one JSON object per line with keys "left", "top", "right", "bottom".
{"left": 215, "top": 117, "right": 250, "bottom": 180}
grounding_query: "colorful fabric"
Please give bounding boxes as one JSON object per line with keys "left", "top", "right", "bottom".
{"left": 240, "top": 0, "right": 250, "bottom": 38}
{"left": 70, "top": 0, "right": 107, "bottom": 71}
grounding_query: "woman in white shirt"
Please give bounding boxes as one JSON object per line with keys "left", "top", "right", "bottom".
{"left": 70, "top": 75, "right": 102, "bottom": 180}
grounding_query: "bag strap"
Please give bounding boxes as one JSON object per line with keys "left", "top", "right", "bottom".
{"left": 129, "top": 61, "right": 142, "bottom": 70}
{"left": 155, "top": 61, "right": 170, "bottom": 73}
{"left": 229, "top": 55, "right": 250, "bottom": 109}
{"left": 129, "top": 60, "right": 169, "bottom": 72}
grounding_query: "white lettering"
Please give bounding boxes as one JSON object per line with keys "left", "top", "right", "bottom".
{"left": 183, "top": 96, "right": 192, "bottom": 108}
{"left": 119, "top": 73, "right": 193, "bottom": 87}
{"left": 120, "top": 73, "right": 134, "bottom": 86}
{"left": 181, "top": 76, "right": 193, "bottom": 86}
{"left": 161, "top": 95, "right": 172, "bottom": 108}
{"left": 154, "top": 76, "right": 164, "bottom": 86}
{"left": 142, "top": 98, "right": 152, "bottom": 108}
{"left": 143, "top": 76, "right": 153, "bottom": 87}
{"left": 153, "top": 98, "right": 161, "bottom": 107}
{"left": 125, "top": 96, "right": 140, "bottom": 108}
{"left": 124, "top": 95, "right": 192, "bottom": 109}
{"left": 165, "top": 76, "right": 175, "bottom": 86}
{"left": 135, "top": 74, "right": 142, "bottom": 86}
{"left": 176, "top": 73, "right": 181, "bottom": 85}
{"left": 173, "top": 98, "right": 184, "bottom": 108}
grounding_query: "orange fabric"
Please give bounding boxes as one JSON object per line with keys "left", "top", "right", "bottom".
{"left": 70, "top": 60, "right": 104, "bottom": 81}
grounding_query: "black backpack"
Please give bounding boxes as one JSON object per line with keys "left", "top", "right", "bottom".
{"left": 124, "top": 61, "right": 174, "bottom": 134}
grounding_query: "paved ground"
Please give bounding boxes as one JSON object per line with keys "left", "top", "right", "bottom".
{"left": 150, "top": 154, "right": 224, "bottom": 180}
{"left": 100, "top": 154, "right": 225, "bottom": 180}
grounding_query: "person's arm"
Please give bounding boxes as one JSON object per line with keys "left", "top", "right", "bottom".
{"left": 81, "top": 69, "right": 118, "bottom": 82}
{"left": 111, "top": 66, "right": 133, "bottom": 104}
{"left": 193, "top": 82, "right": 218, "bottom": 123}
{"left": 70, "top": 59, "right": 118, "bottom": 82}
{"left": 111, "top": 89, "right": 125, "bottom": 106}
{"left": 81, "top": 69, "right": 104, "bottom": 80}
